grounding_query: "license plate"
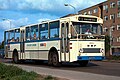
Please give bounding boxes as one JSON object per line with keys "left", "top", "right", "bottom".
{"left": 89, "top": 57, "right": 94, "bottom": 60}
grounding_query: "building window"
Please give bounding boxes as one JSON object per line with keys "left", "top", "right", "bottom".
{"left": 93, "top": 8, "right": 98, "bottom": 13}
{"left": 117, "top": 0, "right": 120, "bottom": 6}
{"left": 110, "top": 14, "right": 115, "bottom": 20}
{"left": 88, "top": 10, "right": 92, "bottom": 15}
{"left": 110, "top": 2, "right": 116, "bottom": 8}
{"left": 113, "top": 37, "right": 116, "bottom": 42}
{"left": 103, "top": 5, "right": 108, "bottom": 10}
{"left": 104, "top": 16, "right": 108, "bottom": 21}
{"left": 117, "top": 24, "right": 120, "bottom": 30}
{"left": 103, "top": 27, "right": 108, "bottom": 32}
{"left": 111, "top": 26, "right": 115, "bottom": 31}
{"left": 117, "top": 37, "right": 120, "bottom": 42}
{"left": 84, "top": 12, "right": 87, "bottom": 15}
{"left": 117, "top": 12, "right": 120, "bottom": 17}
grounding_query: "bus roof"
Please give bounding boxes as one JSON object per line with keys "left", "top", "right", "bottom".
{"left": 5, "top": 14, "right": 103, "bottom": 32}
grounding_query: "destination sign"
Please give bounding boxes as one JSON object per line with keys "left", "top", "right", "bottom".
{"left": 78, "top": 17, "right": 97, "bottom": 22}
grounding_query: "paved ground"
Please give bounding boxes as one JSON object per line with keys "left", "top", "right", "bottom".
{"left": 1, "top": 59, "right": 120, "bottom": 80}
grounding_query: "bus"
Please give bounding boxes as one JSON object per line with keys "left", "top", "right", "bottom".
{"left": 4, "top": 15, "right": 105, "bottom": 66}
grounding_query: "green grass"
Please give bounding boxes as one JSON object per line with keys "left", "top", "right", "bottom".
{"left": 0, "top": 63, "right": 38, "bottom": 80}
{"left": 0, "top": 63, "right": 60, "bottom": 80}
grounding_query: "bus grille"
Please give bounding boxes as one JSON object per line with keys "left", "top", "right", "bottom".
{"left": 83, "top": 48, "right": 100, "bottom": 53}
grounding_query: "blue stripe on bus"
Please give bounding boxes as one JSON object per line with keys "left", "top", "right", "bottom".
{"left": 77, "top": 56, "right": 105, "bottom": 61}
{"left": 5, "top": 42, "right": 20, "bottom": 44}
{"left": 70, "top": 40, "right": 104, "bottom": 41}
{"left": 25, "top": 38, "right": 61, "bottom": 43}
{"left": 5, "top": 38, "right": 61, "bottom": 44}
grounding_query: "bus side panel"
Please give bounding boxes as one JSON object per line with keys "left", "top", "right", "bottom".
{"left": 47, "top": 40, "right": 61, "bottom": 61}
{"left": 25, "top": 42, "right": 39, "bottom": 59}
{"left": 69, "top": 40, "right": 78, "bottom": 62}
{"left": 7, "top": 43, "right": 20, "bottom": 59}
{"left": 38, "top": 40, "right": 61, "bottom": 60}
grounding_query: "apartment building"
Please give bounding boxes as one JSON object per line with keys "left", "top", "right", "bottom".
{"left": 78, "top": 0, "right": 120, "bottom": 56}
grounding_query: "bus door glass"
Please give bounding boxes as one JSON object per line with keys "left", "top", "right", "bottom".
{"left": 20, "top": 30, "right": 25, "bottom": 59}
{"left": 61, "top": 22, "right": 69, "bottom": 53}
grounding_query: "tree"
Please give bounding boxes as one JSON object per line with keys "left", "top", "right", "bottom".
{"left": 0, "top": 41, "right": 4, "bottom": 49}
{"left": 105, "top": 35, "right": 110, "bottom": 56}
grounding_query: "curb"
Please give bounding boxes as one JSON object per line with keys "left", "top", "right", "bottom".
{"left": 102, "top": 60, "right": 120, "bottom": 63}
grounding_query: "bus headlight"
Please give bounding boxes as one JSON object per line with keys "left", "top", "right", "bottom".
{"left": 100, "top": 48, "right": 104, "bottom": 53}
{"left": 79, "top": 48, "right": 83, "bottom": 53}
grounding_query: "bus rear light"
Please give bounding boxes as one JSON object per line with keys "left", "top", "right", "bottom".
{"left": 70, "top": 47, "right": 72, "bottom": 49}
{"left": 70, "top": 43, "right": 72, "bottom": 45}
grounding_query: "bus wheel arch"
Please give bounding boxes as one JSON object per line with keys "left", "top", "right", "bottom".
{"left": 48, "top": 47, "right": 60, "bottom": 66}
{"left": 13, "top": 49, "right": 19, "bottom": 64}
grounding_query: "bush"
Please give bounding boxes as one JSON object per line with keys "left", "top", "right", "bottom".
{"left": 0, "top": 63, "right": 38, "bottom": 80}
{"left": 112, "top": 56, "right": 120, "bottom": 60}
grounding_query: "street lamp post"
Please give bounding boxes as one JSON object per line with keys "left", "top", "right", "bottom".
{"left": 2, "top": 19, "right": 11, "bottom": 29}
{"left": 64, "top": 4, "right": 77, "bottom": 14}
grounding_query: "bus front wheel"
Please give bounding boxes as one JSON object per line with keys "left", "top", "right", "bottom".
{"left": 78, "top": 60, "right": 88, "bottom": 67}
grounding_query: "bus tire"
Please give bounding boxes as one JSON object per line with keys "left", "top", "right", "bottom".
{"left": 13, "top": 51, "right": 19, "bottom": 64}
{"left": 48, "top": 52, "right": 52, "bottom": 66}
{"left": 52, "top": 51, "right": 60, "bottom": 67}
{"left": 78, "top": 60, "right": 88, "bottom": 67}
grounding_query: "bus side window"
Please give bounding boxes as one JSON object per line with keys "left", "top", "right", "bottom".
{"left": 10, "top": 37, "right": 15, "bottom": 42}
{"left": 10, "top": 30, "right": 15, "bottom": 42}
{"left": 31, "top": 25, "right": 38, "bottom": 40}
{"left": 15, "top": 29, "right": 20, "bottom": 42}
{"left": 39, "top": 23, "right": 48, "bottom": 40}
{"left": 5, "top": 31, "right": 10, "bottom": 43}
{"left": 26, "top": 27, "right": 31, "bottom": 41}
{"left": 49, "top": 21, "right": 59, "bottom": 38}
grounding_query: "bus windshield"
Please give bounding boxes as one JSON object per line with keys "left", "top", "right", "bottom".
{"left": 72, "top": 22, "right": 102, "bottom": 35}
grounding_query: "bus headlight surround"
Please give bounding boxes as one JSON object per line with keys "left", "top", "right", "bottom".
{"left": 79, "top": 48, "right": 83, "bottom": 53}
{"left": 100, "top": 48, "right": 104, "bottom": 53}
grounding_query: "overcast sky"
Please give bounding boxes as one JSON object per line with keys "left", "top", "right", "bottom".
{"left": 0, "top": 0, "right": 106, "bottom": 42}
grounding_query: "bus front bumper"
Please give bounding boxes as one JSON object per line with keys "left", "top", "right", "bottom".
{"left": 77, "top": 56, "right": 105, "bottom": 61}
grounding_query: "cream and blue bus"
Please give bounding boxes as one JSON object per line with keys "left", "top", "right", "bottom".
{"left": 4, "top": 15, "right": 105, "bottom": 66}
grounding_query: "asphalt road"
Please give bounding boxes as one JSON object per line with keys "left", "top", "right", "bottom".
{"left": 1, "top": 58, "right": 120, "bottom": 80}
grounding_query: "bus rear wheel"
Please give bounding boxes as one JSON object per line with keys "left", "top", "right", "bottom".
{"left": 48, "top": 52, "right": 52, "bottom": 66}
{"left": 78, "top": 60, "right": 88, "bottom": 67}
{"left": 13, "top": 52, "right": 19, "bottom": 64}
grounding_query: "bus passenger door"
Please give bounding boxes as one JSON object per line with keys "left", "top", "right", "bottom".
{"left": 61, "top": 22, "right": 69, "bottom": 61}
{"left": 20, "top": 30, "right": 25, "bottom": 59}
